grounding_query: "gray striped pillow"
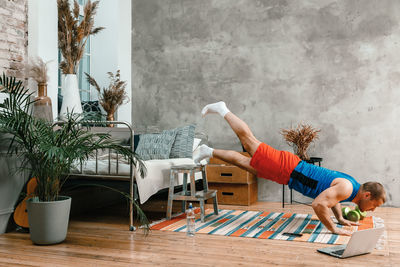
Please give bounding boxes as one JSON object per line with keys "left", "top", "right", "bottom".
{"left": 169, "top": 125, "right": 196, "bottom": 158}
{"left": 135, "top": 129, "right": 177, "bottom": 160}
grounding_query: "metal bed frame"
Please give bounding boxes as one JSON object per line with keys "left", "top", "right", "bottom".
{"left": 64, "top": 120, "right": 138, "bottom": 231}
{"left": 65, "top": 121, "right": 209, "bottom": 231}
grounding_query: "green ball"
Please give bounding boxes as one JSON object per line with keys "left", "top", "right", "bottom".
{"left": 347, "top": 210, "right": 360, "bottom": 222}
{"left": 355, "top": 206, "right": 367, "bottom": 220}
{"left": 342, "top": 206, "right": 351, "bottom": 219}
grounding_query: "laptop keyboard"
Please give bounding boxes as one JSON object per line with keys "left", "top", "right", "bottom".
{"left": 332, "top": 249, "right": 345, "bottom": 255}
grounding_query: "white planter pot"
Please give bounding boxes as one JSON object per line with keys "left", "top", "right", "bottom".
{"left": 0, "top": 151, "right": 26, "bottom": 234}
{"left": 0, "top": 92, "right": 7, "bottom": 112}
{"left": 59, "top": 74, "right": 82, "bottom": 119}
{"left": 0, "top": 92, "right": 7, "bottom": 104}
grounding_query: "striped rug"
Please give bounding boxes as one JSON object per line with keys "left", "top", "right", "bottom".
{"left": 150, "top": 208, "right": 382, "bottom": 245}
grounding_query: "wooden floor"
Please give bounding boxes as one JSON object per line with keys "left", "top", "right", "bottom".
{"left": 0, "top": 201, "right": 399, "bottom": 267}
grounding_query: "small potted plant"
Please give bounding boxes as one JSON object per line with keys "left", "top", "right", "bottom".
{"left": 26, "top": 57, "right": 53, "bottom": 121}
{"left": 0, "top": 74, "right": 147, "bottom": 245}
{"left": 280, "top": 123, "right": 321, "bottom": 160}
{"left": 58, "top": 0, "right": 104, "bottom": 118}
{"left": 85, "top": 70, "right": 129, "bottom": 127}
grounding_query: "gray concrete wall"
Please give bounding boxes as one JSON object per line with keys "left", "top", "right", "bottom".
{"left": 132, "top": 0, "right": 400, "bottom": 207}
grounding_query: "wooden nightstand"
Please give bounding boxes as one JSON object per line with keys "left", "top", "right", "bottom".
{"left": 206, "top": 153, "right": 257, "bottom": 206}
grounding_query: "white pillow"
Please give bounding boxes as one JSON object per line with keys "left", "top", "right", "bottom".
{"left": 192, "top": 138, "right": 202, "bottom": 152}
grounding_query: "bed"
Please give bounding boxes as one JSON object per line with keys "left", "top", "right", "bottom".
{"left": 68, "top": 121, "right": 205, "bottom": 230}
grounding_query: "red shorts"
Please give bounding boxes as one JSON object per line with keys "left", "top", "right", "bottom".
{"left": 249, "top": 143, "right": 300, "bottom": 185}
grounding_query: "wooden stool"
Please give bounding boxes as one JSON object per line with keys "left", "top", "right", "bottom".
{"left": 166, "top": 164, "right": 218, "bottom": 222}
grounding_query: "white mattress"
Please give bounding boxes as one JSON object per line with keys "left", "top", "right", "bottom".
{"left": 71, "top": 157, "right": 203, "bottom": 204}
{"left": 71, "top": 159, "right": 131, "bottom": 175}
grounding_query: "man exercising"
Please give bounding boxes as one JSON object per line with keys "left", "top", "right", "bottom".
{"left": 194, "top": 101, "right": 386, "bottom": 236}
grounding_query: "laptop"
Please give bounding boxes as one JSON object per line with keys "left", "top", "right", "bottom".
{"left": 317, "top": 227, "right": 384, "bottom": 258}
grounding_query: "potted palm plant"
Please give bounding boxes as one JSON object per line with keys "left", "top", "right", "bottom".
{"left": 0, "top": 74, "right": 148, "bottom": 245}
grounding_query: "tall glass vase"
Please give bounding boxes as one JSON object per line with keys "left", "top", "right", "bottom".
{"left": 106, "top": 109, "right": 115, "bottom": 127}
{"left": 59, "top": 74, "right": 82, "bottom": 120}
{"left": 33, "top": 83, "right": 53, "bottom": 122}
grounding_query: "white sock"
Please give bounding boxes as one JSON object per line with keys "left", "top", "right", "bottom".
{"left": 193, "top": 144, "right": 214, "bottom": 164}
{"left": 201, "top": 101, "right": 230, "bottom": 118}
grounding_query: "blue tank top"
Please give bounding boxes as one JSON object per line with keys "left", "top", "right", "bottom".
{"left": 288, "top": 161, "right": 360, "bottom": 202}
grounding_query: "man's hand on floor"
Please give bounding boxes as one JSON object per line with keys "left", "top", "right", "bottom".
{"left": 337, "top": 217, "right": 360, "bottom": 227}
{"left": 332, "top": 227, "right": 353, "bottom": 236}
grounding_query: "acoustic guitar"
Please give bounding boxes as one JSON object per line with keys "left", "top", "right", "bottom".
{"left": 13, "top": 178, "right": 37, "bottom": 228}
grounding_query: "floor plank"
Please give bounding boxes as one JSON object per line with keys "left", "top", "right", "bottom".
{"left": 0, "top": 201, "right": 398, "bottom": 266}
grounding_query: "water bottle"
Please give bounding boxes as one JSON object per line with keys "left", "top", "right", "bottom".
{"left": 186, "top": 203, "right": 195, "bottom": 236}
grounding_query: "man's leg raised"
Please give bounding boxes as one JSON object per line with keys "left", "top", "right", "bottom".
{"left": 193, "top": 145, "right": 257, "bottom": 174}
{"left": 201, "top": 101, "right": 261, "bottom": 156}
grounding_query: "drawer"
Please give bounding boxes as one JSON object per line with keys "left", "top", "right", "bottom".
{"left": 206, "top": 165, "right": 256, "bottom": 184}
{"left": 207, "top": 182, "right": 257, "bottom": 206}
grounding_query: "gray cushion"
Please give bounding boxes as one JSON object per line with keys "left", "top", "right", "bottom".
{"left": 170, "top": 125, "right": 196, "bottom": 158}
{"left": 135, "top": 129, "right": 177, "bottom": 160}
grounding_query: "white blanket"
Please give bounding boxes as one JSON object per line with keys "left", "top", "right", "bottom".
{"left": 71, "top": 157, "right": 203, "bottom": 204}
{"left": 135, "top": 158, "right": 203, "bottom": 204}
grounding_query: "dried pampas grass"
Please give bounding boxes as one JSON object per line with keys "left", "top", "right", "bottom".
{"left": 281, "top": 123, "right": 321, "bottom": 160}
{"left": 85, "top": 70, "right": 128, "bottom": 122}
{"left": 26, "top": 57, "right": 49, "bottom": 84}
{"left": 58, "top": 0, "right": 104, "bottom": 74}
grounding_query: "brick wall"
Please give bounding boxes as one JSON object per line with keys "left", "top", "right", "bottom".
{"left": 0, "top": 0, "right": 28, "bottom": 79}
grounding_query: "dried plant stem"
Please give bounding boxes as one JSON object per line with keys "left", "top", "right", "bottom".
{"left": 85, "top": 70, "right": 128, "bottom": 126}
{"left": 26, "top": 57, "right": 49, "bottom": 84}
{"left": 281, "top": 123, "right": 321, "bottom": 160}
{"left": 58, "top": 0, "right": 104, "bottom": 74}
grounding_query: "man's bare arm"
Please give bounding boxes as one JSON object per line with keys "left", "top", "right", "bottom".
{"left": 312, "top": 180, "right": 353, "bottom": 235}
{"left": 331, "top": 203, "right": 342, "bottom": 221}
